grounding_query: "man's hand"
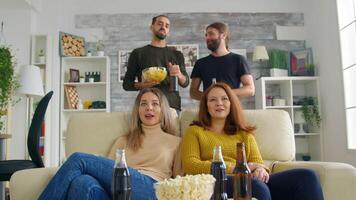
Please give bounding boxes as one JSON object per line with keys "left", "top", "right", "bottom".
{"left": 134, "top": 80, "right": 159, "bottom": 90}
{"left": 168, "top": 62, "right": 187, "bottom": 85}
{"left": 168, "top": 62, "right": 182, "bottom": 77}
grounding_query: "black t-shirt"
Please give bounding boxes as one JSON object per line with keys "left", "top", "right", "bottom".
{"left": 123, "top": 45, "right": 189, "bottom": 110}
{"left": 191, "top": 52, "right": 250, "bottom": 91}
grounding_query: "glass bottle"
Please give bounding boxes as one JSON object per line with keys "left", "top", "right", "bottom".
{"left": 211, "top": 146, "right": 228, "bottom": 200}
{"left": 169, "top": 76, "right": 178, "bottom": 92}
{"left": 112, "top": 149, "right": 131, "bottom": 200}
{"left": 233, "top": 143, "right": 252, "bottom": 200}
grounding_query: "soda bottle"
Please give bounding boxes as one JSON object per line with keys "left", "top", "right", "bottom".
{"left": 210, "top": 146, "right": 228, "bottom": 200}
{"left": 112, "top": 149, "right": 131, "bottom": 200}
{"left": 233, "top": 143, "right": 252, "bottom": 200}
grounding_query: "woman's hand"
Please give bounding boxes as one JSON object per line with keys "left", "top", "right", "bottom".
{"left": 248, "top": 163, "right": 269, "bottom": 183}
{"left": 251, "top": 167, "right": 269, "bottom": 183}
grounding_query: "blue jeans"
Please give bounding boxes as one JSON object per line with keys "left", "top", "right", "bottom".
{"left": 38, "top": 152, "right": 157, "bottom": 200}
{"left": 226, "top": 168, "right": 324, "bottom": 200}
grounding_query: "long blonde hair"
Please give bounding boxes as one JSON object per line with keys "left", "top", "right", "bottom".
{"left": 126, "top": 88, "right": 176, "bottom": 151}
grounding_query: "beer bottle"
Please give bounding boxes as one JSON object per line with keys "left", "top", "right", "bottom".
{"left": 112, "top": 149, "right": 131, "bottom": 200}
{"left": 233, "top": 143, "right": 252, "bottom": 200}
{"left": 211, "top": 146, "right": 228, "bottom": 200}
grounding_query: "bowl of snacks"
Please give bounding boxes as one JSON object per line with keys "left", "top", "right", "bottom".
{"left": 142, "top": 67, "right": 167, "bottom": 82}
{"left": 154, "top": 174, "right": 215, "bottom": 200}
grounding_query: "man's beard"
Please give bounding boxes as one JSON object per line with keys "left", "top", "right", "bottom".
{"left": 207, "top": 38, "right": 221, "bottom": 52}
{"left": 154, "top": 30, "right": 167, "bottom": 40}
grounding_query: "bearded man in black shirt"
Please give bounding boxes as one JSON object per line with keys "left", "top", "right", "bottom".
{"left": 123, "top": 15, "right": 189, "bottom": 111}
{"left": 190, "top": 22, "right": 255, "bottom": 100}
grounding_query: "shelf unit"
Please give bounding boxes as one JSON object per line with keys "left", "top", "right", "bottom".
{"left": 29, "top": 35, "right": 54, "bottom": 166}
{"left": 60, "top": 56, "right": 110, "bottom": 162}
{"left": 255, "top": 76, "right": 322, "bottom": 161}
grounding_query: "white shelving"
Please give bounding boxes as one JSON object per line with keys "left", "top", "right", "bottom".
{"left": 255, "top": 76, "right": 322, "bottom": 161}
{"left": 29, "top": 35, "right": 54, "bottom": 166}
{"left": 60, "top": 56, "right": 110, "bottom": 162}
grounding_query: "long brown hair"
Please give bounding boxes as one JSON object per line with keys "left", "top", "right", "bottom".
{"left": 126, "top": 88, "right": 176, "bottom": 151}
{"left": 206, "top": 22, "right": 230, "bottom": 50}
{"left": 194, "top": 82, "right": 255, "bottom": 134}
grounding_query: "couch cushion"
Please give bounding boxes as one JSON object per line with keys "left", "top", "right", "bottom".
{"left": 180, "top": 109, "right": 295, "bottom": 162}
{"left": 65, "top": 112, "right": 130, "bottom": 157}
{"left": 65, "top": 110, "right": 180, "bottom": 158}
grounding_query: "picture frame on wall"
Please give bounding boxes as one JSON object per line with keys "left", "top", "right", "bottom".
{"left": 168, "top": 44, "right": 199, "bottom": 68}
{"left": 290, "top": 48, "right": 314, "bottom": 76}
{"left": 118, "top": 50, "right": 132, "bottom": 82}
{"left": 69, "top": 68, "right": 80, "bottom": 82}
{"left": 59, "top": 32, "right": 86, "bottom": 57}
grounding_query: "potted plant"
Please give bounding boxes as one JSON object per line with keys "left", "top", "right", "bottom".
{"left": 0, "top": 45, "right": 19, "bottom": 134}
{"left": 300, "top": 97, "right": 321, "bottom": 130}
{"left": 268, "top": 49, "right": 288, "bottom": 77}
{"left": 37, "top": 49, "right": 46, "bottom": 63}
{"left": 96, "top": 40, "right": 105, "bottom": 56}
{"left": 306, "top": 63, "right": 315, "bottom": 76}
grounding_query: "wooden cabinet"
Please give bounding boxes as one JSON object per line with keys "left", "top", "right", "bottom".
{"left": 255, "top": 77, "right": 322, "bottom": 161}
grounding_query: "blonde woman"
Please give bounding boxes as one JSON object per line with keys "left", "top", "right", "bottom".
{"left": 38, "top": 88, "right": 181, "bottom": 200}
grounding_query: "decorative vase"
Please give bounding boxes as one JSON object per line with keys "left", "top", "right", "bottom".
{"left": 270, "top": 68, "right": 288, "bottom": 77}
{"left": 96, "top": 51, "right": 104, "bottom": 56}
{"left": 38, "top": 56, "right": 46, "bottom": 64}
{"left": 0, "top": 112, "right": 7, "bottom": 134}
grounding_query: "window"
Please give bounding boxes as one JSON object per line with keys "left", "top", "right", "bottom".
{"left": 337, "top": 0, "right": 356, "bottom": 149}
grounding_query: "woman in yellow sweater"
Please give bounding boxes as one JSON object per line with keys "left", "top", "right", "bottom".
{"left": 38, "top": 88, "right": 181, "bottom": 200}
{"left": 182, "top": 82, "right": 324, "bottom": 200}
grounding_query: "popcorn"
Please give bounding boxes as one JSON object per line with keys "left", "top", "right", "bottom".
{"left": 154, "top": 174, "right": 215, "bottom": 200}
{"left": 142, "top": 67, "right": 167, "bottom": 82}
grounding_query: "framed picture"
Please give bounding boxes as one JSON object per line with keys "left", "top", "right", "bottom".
{"left": 118, "top": 50, "right": 132, "bottom": 82}
{"left": 230, "top": 49, "right": 247, "bottom": 59}
{"left": 69, "top": 69, "right": 80, "bottom": 82}
{"left": 59, "top": 32, "right": 86, "bottom": 57}
{"left": 64, "top": 85, "right": 79, "bottom": 109}
{"left": 168, "top": 44, "right": 199, "bottom": 68}
{"left": 290, "top": 48, "right": 314, "bottom": 76}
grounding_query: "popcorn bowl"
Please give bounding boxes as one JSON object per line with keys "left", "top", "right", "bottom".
{"left": 142, "top": 66, "right": 167, "bottom": 82}
{"left": 154, "top": 174, "right": 215, "bottom": 200}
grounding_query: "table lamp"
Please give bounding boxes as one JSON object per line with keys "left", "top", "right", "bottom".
{"left": 253, "top": 46, "right": 269, "bottom": 79}
{"left": 294, "top": 110, "right": 306, "bottom": 134}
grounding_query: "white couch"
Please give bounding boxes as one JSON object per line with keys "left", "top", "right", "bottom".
{"left": 10, "top": 109, "right": 356, "bottom": 200}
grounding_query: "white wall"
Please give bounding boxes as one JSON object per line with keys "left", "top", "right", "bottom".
{"left": 302, "top": 0, "right": 356, "bottom": 166}
{"left": 0, "top": 0, "right": 31, "bottom": 159}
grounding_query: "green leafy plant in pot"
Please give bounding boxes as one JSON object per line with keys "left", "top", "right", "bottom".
{"left": 300, "top": 97, "right": 321, "bottom": 130}
{"left": 0, "top": 45, "right": 19, "bottom": 133}
{"left": 268, "top": 49, "right": 288, "bottom": 76}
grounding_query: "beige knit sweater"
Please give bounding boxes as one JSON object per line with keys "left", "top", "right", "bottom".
{"left": 108, "top": 123, "right": 182, "bottom": 181}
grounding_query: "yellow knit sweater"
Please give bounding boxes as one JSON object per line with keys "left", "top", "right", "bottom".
{"left": 181, "top": 125, "right": 265, "bottom": 175}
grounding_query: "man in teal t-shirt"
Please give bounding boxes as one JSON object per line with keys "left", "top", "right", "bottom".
{"left": 123, "top": 15, "right": 189, "bottom": 111}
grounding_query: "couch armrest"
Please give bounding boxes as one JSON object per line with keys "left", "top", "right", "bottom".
{"left": 272, "top": 161, "right": 356, "bottom": 200}
{"left": 10, "top": 167, "right": 58, "bottom": 200}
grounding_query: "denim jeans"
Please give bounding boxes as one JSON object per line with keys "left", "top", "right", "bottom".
{"left": 38, "top": 152, "right": 157, "bottom": 200}
{"left": 226, "top": 168, "right": 324, "bottom": 200}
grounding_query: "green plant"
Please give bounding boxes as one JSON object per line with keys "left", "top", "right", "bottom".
{"left": 96, "top": 40, "right": 104, "bottom": 51}
{"left": 268, "top": 49, "right": 288, "bottom": 69}
{"left": 0, "top": 45, "right": 19, "bottom": 132}
{"left": 300, "top": 97, "right": 321, "bottom": 128}
{"left": 306, "top": 63, "right": 315, "bottom": 76}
